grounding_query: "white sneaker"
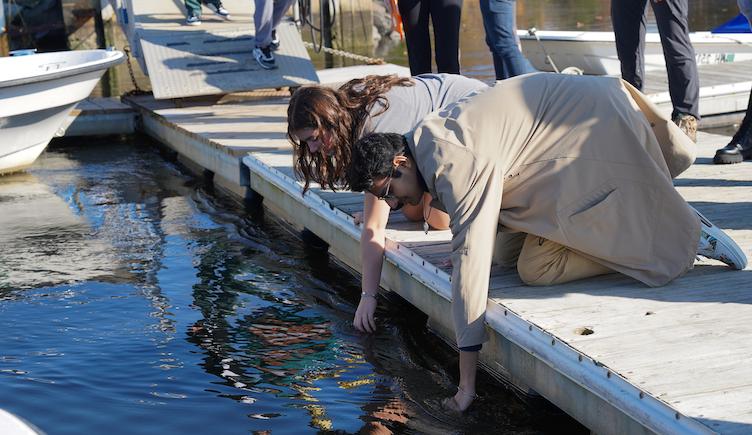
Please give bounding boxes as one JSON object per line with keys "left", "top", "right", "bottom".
{"left": 185, "top": 13, "right": 201, "bottom": 26}
{"left": 694, "top": 206, "right": 747, "bottom": 269}
{"left": 206, "top": 2, "right": 230, "bottom": 19}
{"left": 252, "top": 45, "right": 276, "bottom": 70}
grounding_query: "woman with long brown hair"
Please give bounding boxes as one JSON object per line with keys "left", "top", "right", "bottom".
{"left": 287, "top": 73, "right": 487, "bottom": 332}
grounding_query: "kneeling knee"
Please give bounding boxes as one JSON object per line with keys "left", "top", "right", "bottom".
{"left": 518, "top": 267, "right": 559, "bottom": 286}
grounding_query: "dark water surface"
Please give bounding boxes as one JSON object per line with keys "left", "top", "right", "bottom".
{"left": 0, "top": 138, "right": 586, "bottom": 434}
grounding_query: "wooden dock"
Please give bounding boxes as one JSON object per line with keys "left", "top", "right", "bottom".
{"left": 124, "top": 84, "right": 752, "bottom": 434}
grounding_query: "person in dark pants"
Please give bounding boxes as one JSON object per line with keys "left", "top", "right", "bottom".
{"left": 184, "top": 0, "right": 229, "bottom": 25}
{"left": 714, "top": 0, "right": 752, "bottom": 164}
{"left": 479, "top": 0, "right": 536, "bottom": 80}
{"left": 398, "top": 0, "right": 463, "bottom": 74}
{"left": 611, "top": 0, "right": 700, "bottom": 142}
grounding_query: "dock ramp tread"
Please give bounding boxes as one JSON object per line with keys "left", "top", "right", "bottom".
{"left": 128, "top": 0, "right": 318, "bottom": 99}
{"left": 139, "top": 22, "right": 317, "bottom": 99}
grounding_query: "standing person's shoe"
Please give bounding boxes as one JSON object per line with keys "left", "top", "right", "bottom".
{"left": 206, "top": 2, "right": 231, "bottom": 19}
{"left": 693, "top": 207, "right": 748, "bottom": 270}
{"left": 185, "top": 13, "right": 202, "bottom": 26}
{"left": 713, "top": 129, "right": 752, "bottom": 164}
{"left": 253, "top": 45, "right": 276, "bottom": 69}
{"left": 673, "top": 113, "right": 698, "bottom": 143}
{"left": 270, "top": 30, "right": 280, "bottom": 51}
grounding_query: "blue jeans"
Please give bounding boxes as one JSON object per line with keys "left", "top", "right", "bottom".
{"left": 479, "top": 0, "right": 536, "bottom": 80}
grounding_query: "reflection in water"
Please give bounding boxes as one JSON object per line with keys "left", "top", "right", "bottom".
{"left": 0, "top": 172, "right": 127, "bottom": 290}
{"left": 0, "top": 138, "right": 586, "bottom": 434}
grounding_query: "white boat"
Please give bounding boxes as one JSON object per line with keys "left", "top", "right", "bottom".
{"left": 0, "top": 49, "right": 125, "bottom": 175}
{"left": 518, "top": 28, "right": 752, "bottom": 76}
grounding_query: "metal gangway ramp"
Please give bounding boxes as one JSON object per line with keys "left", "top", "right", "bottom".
{"left": 122, "top": 0, "right": 318, "bottom": 99}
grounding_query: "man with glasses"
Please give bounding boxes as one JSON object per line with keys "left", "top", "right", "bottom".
{"left": 345, "top": 72, "right": 747, "bottom": 414}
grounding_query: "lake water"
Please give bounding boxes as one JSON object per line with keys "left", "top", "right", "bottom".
{"left": 0, "top": 137, "right": 587, "bottom": 434}
{"left": 2, "top": 1, "right": 744, "bottom": 432}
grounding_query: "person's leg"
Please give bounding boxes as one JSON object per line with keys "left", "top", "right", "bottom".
{"left": 264, "top": 0, "right": 295, "bottom": 50}
{"left": 714, "top": 85, "right": 752, "bottom": 163}
{"left": 430, "top": 0, "right": 462, "bottom": 74}
{"left": 611, "top": 0, "right": 649, "bottom": 90}
{"left": 184, "top": 0, "right": 202, "bottom": 17}
{"left": 651, "top": 0, "right": 700, "bottom": 121}
{"left": 442, "top": 349, "right": 478, "bottom": 412}
{"left": 478, "top": 0, "right": 536, "bottom": 80}
{"left": 492, "top": 231, "right": 526, "bottom": 268}
{"left": 254, "top": 0, "right": 275, "bottom": 48}
{"left": 202, "top": 0, "right": 230, "bottom": 18}
{"left": 253, "top": 0, "right": 277, "bottom": 68}
{"left": 271, "top": 0, "right": 296, "bottom": 29}
{"left": 398, "top": 0, "right": 433, "bottom": 75}
{"left": 516, "top": 235, "right": 613, "bottom": 286}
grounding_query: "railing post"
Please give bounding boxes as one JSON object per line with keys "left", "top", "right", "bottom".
{"left": 321, "top": 0, "right": 333, "bottom": 68}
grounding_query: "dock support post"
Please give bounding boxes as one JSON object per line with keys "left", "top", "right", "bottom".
{"left": 244, "top": 189, "right": 264, "bottom": 213}
{"left": 321, "top": 0, "right": 333, "bottom": 68}
{"left": 301, "top": 228, "right": 330, "bottom": 251}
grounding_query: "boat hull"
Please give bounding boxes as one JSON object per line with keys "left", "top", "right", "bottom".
{"left": 518, "top": 30, "right": 752, "bottom": 76}
{"left": 0, "top": 50, "right": 124, "bottom": 175}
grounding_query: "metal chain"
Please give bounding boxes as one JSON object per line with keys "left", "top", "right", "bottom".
{"left": 122, "top": 45, "right": 149, "bottom": 96}
{"left": 302, "top": 41, "right": 384, "bottom": 65}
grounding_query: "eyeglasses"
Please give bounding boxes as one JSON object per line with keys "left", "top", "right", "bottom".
{"left": 375, "top": 165, "right": 397, "bottom": 201}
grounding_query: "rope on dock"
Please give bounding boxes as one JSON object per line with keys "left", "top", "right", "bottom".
{"left": 302, "top": 41, "right": 385, "bottom": 65}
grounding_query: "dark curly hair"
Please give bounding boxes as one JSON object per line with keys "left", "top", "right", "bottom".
{"left": 346, "top": 133, "right": 408, "bottom": 192}
{"left": 287, "top": 74, "right": 413, "bottom": 192}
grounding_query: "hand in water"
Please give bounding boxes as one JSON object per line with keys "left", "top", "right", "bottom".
{"left": 353, "top": 294, "right": 377, "bottom": 333}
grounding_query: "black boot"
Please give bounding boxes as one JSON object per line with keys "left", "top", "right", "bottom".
{"left": 714, "top": 90, "right": 752, "bottom": 164}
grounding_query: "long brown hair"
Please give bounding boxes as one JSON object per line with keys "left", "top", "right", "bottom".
{"left": 287, "top": 74, "right": 413, "bottom": 192}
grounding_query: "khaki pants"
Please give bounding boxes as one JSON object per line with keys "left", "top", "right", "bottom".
{"left": 494, "top": 232, "right": 613, "bottom": 286}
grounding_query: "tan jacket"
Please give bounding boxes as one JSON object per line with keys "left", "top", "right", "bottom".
{"left": 407, "top": 73, "right": 700, "bottom": 348}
